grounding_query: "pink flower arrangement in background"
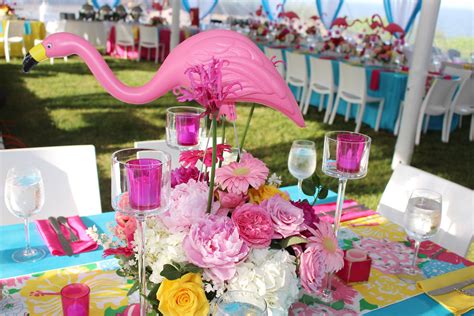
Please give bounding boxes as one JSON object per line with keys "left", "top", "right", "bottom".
{"left": 262, "top": 195, "right": 305, "bottom": 239}
{"left": 232, "top": 203, "right": 274, "bottom": 248}
{"left": 216, "top": 152, "right": 269, "bottom": 194}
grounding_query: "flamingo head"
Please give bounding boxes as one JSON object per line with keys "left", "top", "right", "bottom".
{"left": 23, "top": 33, "right": 77, "bottom": 73}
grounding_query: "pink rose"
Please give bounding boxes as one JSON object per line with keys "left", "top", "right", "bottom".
{"left": 183, "top": 215, "right": 249, "bottom": 283}
{"left": 218, "top": 190, "right": 246, "bottom": 209}
{"left": 261, "top": 195, "right": 305, "bottom": 238}
{"left": 299, "top": 244, "right": 325, "bottom": 293}
{"left": 232, "top": 203, "right": 274, "bottom": 248}
{"left": 115, "top": 212, "right": 137, "bottom": 247}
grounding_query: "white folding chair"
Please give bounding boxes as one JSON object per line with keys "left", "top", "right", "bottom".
{"left": 0, "top": 145, "right": 102, "bottom": 226}
{"left": 329, "top": 62, "right": 385, "bottom": 133}
{"left": 138, "top": 25, "right": 164, "bottom": 63}
{"left": 115, "top": 23, "right": 135, "bottom": 60}
{"left": 303, "top": 57, "right": 337, "bottom": 120}
{"left": 263, "top": 46, "right": 285, "bottom": 78}
{"left": 1, "top": 20, "right": 26, "bottom": 63}
{"left": 378, "top": 164, "right": 473, "bottom": 257}
{"left": 134, "top": 137, "right": 223, "bottom": 170}
{"left": 444, "top": 79, "right": 474, "bottom": 142}
{"left": 443, "top": 65, "right": 472, "bottom": 82}
{"left": 285, "top": 51, "right": 308, "bottom": 109}
{"left": 415, "top": 78, "right": 459, "bottom": 145}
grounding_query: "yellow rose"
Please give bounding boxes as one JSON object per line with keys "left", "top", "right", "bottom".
{"left": 157, "top": 273, "right": 209, "bottom": 316}
{"left": 249, "top": 185, "right": 289, "bottom": 204}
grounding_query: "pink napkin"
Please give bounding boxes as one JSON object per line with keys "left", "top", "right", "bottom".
{"left": 36, "top": 216, "right": 98, "bottom": 256}
{"left": 313, "top": 200, "right": 376, "bottom": 224}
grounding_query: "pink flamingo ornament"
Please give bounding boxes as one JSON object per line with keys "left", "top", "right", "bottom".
{"left": 23, "top": 30, "right": 305, "bottom": 127}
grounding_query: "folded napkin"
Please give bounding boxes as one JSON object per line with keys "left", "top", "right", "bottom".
{"left": 36, "top": 216, "right": 98, "bottom": 256}
{"left": 417, "top": 266, "right": 474, "bottom": 316}
{"left": 313, "top": 200, "right": 376, "bottom": 223}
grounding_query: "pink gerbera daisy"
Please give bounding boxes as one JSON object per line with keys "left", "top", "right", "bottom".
{"left": 215, "top": 153, "right": 269, "bottom": 194}
{"left": 180, "top": 144, "right": 231, "bottom": 168}
{"left": 307, "top": 221, "right": 344, "bottom": 274}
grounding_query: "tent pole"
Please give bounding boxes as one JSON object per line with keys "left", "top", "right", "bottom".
{"left": 170, "top": 0, "right": 181, "bottom": 51}
{"left": 391, "top": 0, "right": 441, "bottom": 169}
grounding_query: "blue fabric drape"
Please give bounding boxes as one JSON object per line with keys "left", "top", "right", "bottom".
{"left": 383, "top": 0, "right": 422, "bottom": 33}
{"left": 92, "top": 0, "right": 120, "bottom": 10}
{"left": 262, "top": 0, "right": 286, "bottom": 21}
{"left": 316, "top": 0, "right": 344, "bottom": 29}
{"left": 181, "top": 0, "right": 219, "bottom": 20}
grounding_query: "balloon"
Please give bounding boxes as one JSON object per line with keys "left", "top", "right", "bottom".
{"left": 23, "top": 30, "right": 305, "bottom": 127}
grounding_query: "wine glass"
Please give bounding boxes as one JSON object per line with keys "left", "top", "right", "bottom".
{"left": 111, "top": 148, "right": 171, "bottom": 316}
{"left": 213, "top": 291, "right": 267, "bottom": 316}
{"left": 400, "top": 189, "right": 442, "bottom": 280}
{"left": 288, "top": 140, "right": 317, "bottom": 192}
{"left": 4, "top": 167, "right": 46, "bottom": 263}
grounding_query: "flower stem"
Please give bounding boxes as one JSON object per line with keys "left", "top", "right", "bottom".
{"left": 207, "top": 116, "right": 218, "bottom": 213}
{"left": 239, "top": 104, "right": 255, "bottom": 159}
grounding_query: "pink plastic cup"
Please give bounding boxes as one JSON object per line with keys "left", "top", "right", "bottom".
{"left": 336, "top": 133, "right": 366, "bottom": 173}
{"left": 61, "top": 283, "right": 90, "bottom": 316}
{"left": 175, "top": 113, "right": 200, "bottom": 146}
{"left": 126, "top": 158, "right": 162, "bottom": 211}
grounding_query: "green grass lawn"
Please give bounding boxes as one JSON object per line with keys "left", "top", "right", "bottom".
{"left": 0, "top": 56, "right": 473, "bottom": 215}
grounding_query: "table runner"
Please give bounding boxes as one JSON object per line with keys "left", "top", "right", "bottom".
{"left": 1, "top": 213, "right": 471, "bottom": 315}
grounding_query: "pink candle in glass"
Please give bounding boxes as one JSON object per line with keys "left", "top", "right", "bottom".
{"left": 176, "top": 113, "right": 200, "bottom": 146}
{"left": 126, "top": 158, "right": 162, "bottom": 211}
{"left": 61, "top": 283, "right": 90, "bottom": 316}
{"left": 336, "top": 133, "right": 366, "bottom": 173}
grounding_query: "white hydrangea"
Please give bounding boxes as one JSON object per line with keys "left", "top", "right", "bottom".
{"left": 226, "top": 248, "right": 300, "bottom": 316}
{"left": 135, "top": 216, "right": 187, "bottom": 284}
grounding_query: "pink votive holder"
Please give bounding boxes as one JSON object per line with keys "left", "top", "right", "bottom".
{"left": 126, "top": 158, "right": 162, "bottom": 211}
{"left": 336, "top": 133, "right": 366, "bottom": 173}
{"left": 61, "top": 283, "right": 90, "bottom": 316}
{"left": 176, "top": 113, "right": 200, "bottom": 146}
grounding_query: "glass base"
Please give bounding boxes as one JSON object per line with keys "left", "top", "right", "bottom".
{"left": 396, "top": 265, "right": 424, "bottom": 284}
{"left": 318, "top": 287, "right": 333, "bottom": 304}
{"left": 12, "top": 247, "right": 46, "bottom": 263}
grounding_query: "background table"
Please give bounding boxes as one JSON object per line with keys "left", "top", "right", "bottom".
{"left": 0, "top": 20, "right": 45, "bottom": 58}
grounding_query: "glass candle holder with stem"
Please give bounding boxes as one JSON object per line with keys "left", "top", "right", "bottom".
{"left": 4, "top": 167, "right": 46, "bottom": 263}
{"left": 399, "top": 189, "right": 442, "bottom": 282}
{"left": 166, "top": 106, "right": 206, "bottom": 150}
{"left": 288, "top": 140, "right": 317, "bottom": 193}
{"left": 111, "top": 149, "right": 171, "bottom": 316}
{"left": 320, "top": 131, "right": 371, "bottom": 302}
{"left": 213, "top": 290, "right": 267, "bottom": 316}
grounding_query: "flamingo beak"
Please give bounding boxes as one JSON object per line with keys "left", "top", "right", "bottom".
{"left": 23, "top": 43, "right": 47, "bottom": 73}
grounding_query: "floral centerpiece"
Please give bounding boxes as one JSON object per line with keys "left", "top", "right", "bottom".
{"left": 88, "top": 58, "right": 343, "bottom": 315}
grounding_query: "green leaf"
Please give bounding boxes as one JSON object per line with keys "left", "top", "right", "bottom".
{"left": 302, "top": 180, "right": 316, "bottom": 196}
{"left": 418, "top": 253, "right": 427, "bottom": 258}
{"left": 359, "top": 298, "right": 378, "bottom": 311}
{"left": 317, "top": 186, "right": 329, "bottom": 199}
{"left": 299, "top": 294, "right": 320, "bottom": 305}
{"left": 104, "top": 306, "right": 127, "bottom": 316}
{"left": 280, "top": 235, "right": 307, "bottom": 249}
{"left": 7, "top": 288, "right": 20, "bottom": 294}
{"left": 311, "top": 174, "right": 321, "bottom": 187}
{"left": 31, "top": 272, "right": 45, "bottom": 278}
{"left": 127, "top": 281, "right": 139, "bottom": 296}
{"left": 270, "top": 239, "right": 283, "bottom": 249}
{"left": 183, "top": 263, "right": 202, "bottom": 274}
{"left": 147, "top": 283, "right": 160, "bottom": 305}
{"left": 116, "top": 269, "right": 127, "bottom": 277}
{"left": 160, "top": 264, "right": 182, "bottom": 280}
{"left": 331, "top": 300, "right": 345, "bottom": 310}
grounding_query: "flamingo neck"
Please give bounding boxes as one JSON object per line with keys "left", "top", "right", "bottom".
{"left": 68, "top": 38, "right": 168, "bottom": 104}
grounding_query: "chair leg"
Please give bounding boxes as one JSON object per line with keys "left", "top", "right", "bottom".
{"left": 318, "top": 94, "right": 324, "bottom": 112}
{"left": 5, "top": 41, "right": 10, "bottom": 63}
{"left": 345, "top": 103, "right": 351, "bottom": 122}
{"left": 64, "top": 56, "right": 68, "bottom": 62}
{"left": 303, "top": 88, "right": 312, "bottom": 115}
{"left": 329, "top": 95, "right": 341, "bottom": 125}
{"left": 394, "top": 102, "right": 404, "bottom": 136}
{"left": 324, "top": 92, "right": 334, "bottom": 124}
{"left": 443, "top": 111, "right": 454, "bottom": 143}
{"left": 299, "top": 85, "right": 307, "bottom": 109}
{"left": 50, "top": 58, "right": 54, "bottom": 65}
{"left": 458, "top": 116, "right": 462, "bottom": 128}
{"left": 154, "top": 46, "right": 158, "bottom": 64}
{"left": 138, "top": 46, "right": 142, "bottom": 62}
{"left": 375, "top": 100, "right": 385, "bottom": 132}
{"left": 470, "top": 115, "right": 474, "bottom": 142}
{"left": 415, "top": 113, "right": 425, "bottom": 146}
{"left": 148, "top": 47, "right": 151, "bottom": 61}
{"left": 355, "top": 102, "right": 366, "bottom": 133}
{"left": 423, "top": 115, "right": 430, "bottom": 134}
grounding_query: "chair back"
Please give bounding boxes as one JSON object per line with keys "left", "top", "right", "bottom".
{"left": 285, "top": 51, "right": 308, "bottom": 83}
{"left": 338, "top": 62, "right": 366, "bottom": 99}
{"left": 447, "top": 49, "right": 461, "bottom": 60}
{"left": 451, "top": 78, "right": 474, "bottom": 110}
{"left": 0, "top": 145, "right": 102, "bottom": 226}
{"left": 263, "top": 47, "right": 285, "bottom": 78}
{"left": 116, "top": 23, "right": 134, "bottom": 46}
{"left": 310, "top": 57, "right": 335, "bottom": 90}
{"left": 377, "top": 164, "right": 473, "bottom": 256}
{"left": 4, "top": 20, "right": 24, "bottom": 40}
{"left": 443, "top": 65, "right": 472, "bottom": 81}
{"left": 423, "top": 78, "right": 459, "bottom": 112}
{"left": 139, "top": 25, "right": 159, "bottom": 46}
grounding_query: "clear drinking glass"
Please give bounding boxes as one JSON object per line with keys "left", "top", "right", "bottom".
{"left": 166, "top": 106, "right": 206, "bottom": 150}
{"left": 4, "top": 167, "right": 46, "bottom": 262}
{"left": 111, "top": 148, "right": 171, "bottom": 316}
{"left": 213, "top": 291, "right": 267, "bottom": 316}
{"left": 288, "top": 140, "right": 317, "bottom": 191}
{"left": 402, "top": 189, "right": 442, "bottom": 278}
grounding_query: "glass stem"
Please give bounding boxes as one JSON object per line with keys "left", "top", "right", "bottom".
{"left": 334, "top": 178, "right": 348, "bottom": 237}
{"left": 320, "top": 272, "right": 333, "bottom": 303}
{"left": 207, "top": 116, "right": 217, "bottom": 214}
{"left": 24, "top": 216, "right": 32, "bottom": 255}
{"left": 137, "top": 216, "right": 147, "bottom": 316}
{"left": 411, "top": 240, "right": 421, "bottom": 273}
{"left": 297, "top": 179, "right": 303, "bottom": 192}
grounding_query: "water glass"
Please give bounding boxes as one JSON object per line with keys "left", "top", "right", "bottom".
{"left": 4, "top": 167, "right": 46, "bottom": 262}
{"left": 403, "top": 189, "right": 442, "bottom": 276}
{"left": 288, "top": 140, "right": 317, "bottom": 191}
{"left": 166, "top": 107, "right": 205, "bottom": 150}
{"left": 213, "top": 291, "right": 267, "bottom": 316}
{"left": 61, "top": 283, "right": 90, "bottom": 316}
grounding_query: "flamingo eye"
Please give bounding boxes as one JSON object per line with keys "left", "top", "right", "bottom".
{"left": 46, "top": 43, "right": 52, "bottom": 49}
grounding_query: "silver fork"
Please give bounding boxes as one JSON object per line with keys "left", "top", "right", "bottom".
{"left": 57, "top": 216, "right": 79, "bottom": 242}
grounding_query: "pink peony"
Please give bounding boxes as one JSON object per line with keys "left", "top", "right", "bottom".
{"left": 231, "top": 203, "right": 274, "bottom": 248}
{"left": 183, "top": 215, "right": 249, "bottom": 283}
{"left": 261, "top": 195, "right": 305, "bottom": 238}
{"left": 218, "top": 190, "right": 246, "bottom": 209}
{"left": 160, "top": 180, "right": 214, "bottom": 232}
{"left": 215, "top": 153, "right": 269, "bottom": 194}
{"left": 171, "top": 166, "right": 201, "bottom": 188}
